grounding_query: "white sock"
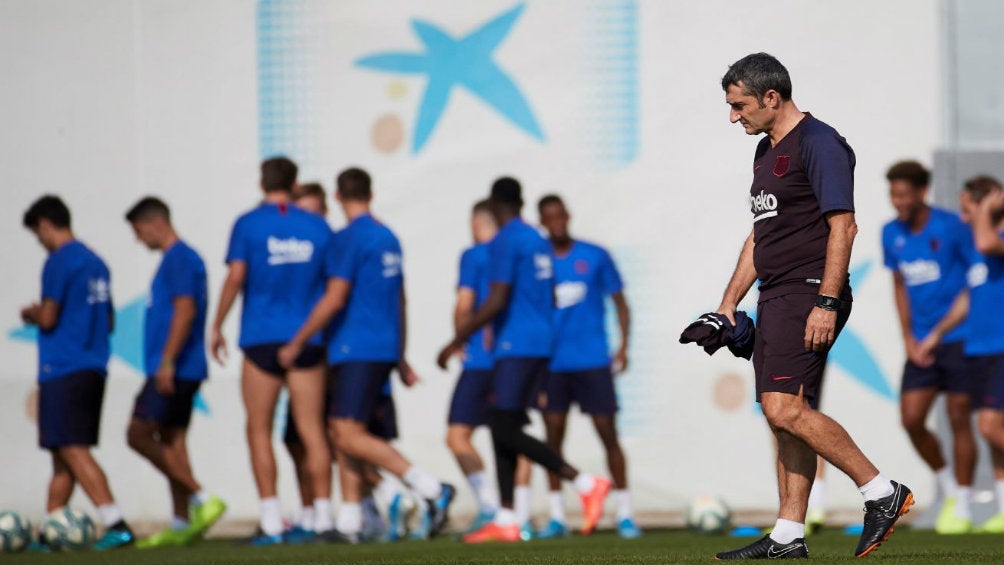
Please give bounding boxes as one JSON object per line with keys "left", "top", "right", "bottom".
{"left": 299, "top": 506, "right": 315, "bottom": 531}
{"left": 769, "top": 518, "right": 805, "bottom": 544}
{"left": 807, "top": 479, "right": 826, "bottom": 512}
{"left": 374, "top": 477, "right": 402, "bottom": 507}
{"left": 954, "top": 486, "right": 972, "bottom": 520}
{"left": 404, "top": 466, "right": 442, "bottom": 500}
{"left": 96, "top": 504, "right": 123, "bottom": 527}
{"left": 573, "top": 473, "right": 596, "bottom": 495}
{"left": 259, "top": 497, "right": 283, "bottom": 536}
{"left": 997, "top": 480, "right": 1004, "bottom": 515}
{"left": 549, "top": 491, "right": 566, "bottom": 522}
{"left": 170, "top": 516, "right": 189, "bottom": 531}
{"left": 313, "top": 498, "right": 333, "bottom": 533}
{"left": 467, "top": 471, "right": 499, "bottom": 513}
{"left": 936, "top": 466, "right": 957, "bottom": 498}
{"left": 336, "top": 503, "right": 362, "bottom": 535}
{"left": 614, "top": 489, "right": 633, "bottom": 521}
{"left": 858, "top": 474, "right": 895, "bottom": 502}
{"left": 514, "top": 486, "right": 531, "bottom": 524}
{"left": 189, "top": 490, "right": 208, "bottom": 506}
{"left": 494, "top": 507, "right": 517, "bottom": 527}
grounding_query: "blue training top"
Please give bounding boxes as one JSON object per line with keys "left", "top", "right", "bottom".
{"left": 145, "top": 240, "right": 208, "bottom": 380}
{"left": 964, "top": 231, "right": 1004, "bottom": 356}
{"left": 457, "top": 243, "right": 494, "bottom": 371}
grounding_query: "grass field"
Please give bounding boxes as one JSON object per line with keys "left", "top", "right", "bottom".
{"left": 5, "top": 529, "right": 1004, "bottom": 565}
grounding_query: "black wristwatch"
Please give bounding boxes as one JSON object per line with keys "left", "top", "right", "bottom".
{"left": 815, "top": 295, "right": 842, "bottom": 311}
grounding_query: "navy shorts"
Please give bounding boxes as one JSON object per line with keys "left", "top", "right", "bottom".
{"left": 967, "top": 354, "right": 1004, "bottom": 411}
{"left": 448, "top": 369, "right": 493, "bottom": 426}
{"left": 902, "top": 341, "right": 969, "bottom": 394}
{"left": 38, "top": 370, "right": 106, "bottom": 449}
{"left": 327, "top": 361, "right": 396, "bottom": 423}
{"left": 243, "top": 343, "right": 325, "bottom": 377}
{"left": 491, "top": 357, "right": 548, "bottom": 411}
{"left": 132, "top": 378, "right": 202, "bottom": 429}
{"left": 367, "top": 393, "right": 398, "bottom": 440}
{"left": 753, "top": 293, "right": 851, "bottom": 406}
{"left": 543, "top": 367, "right": 619, "bottom": 415}
{"left": 283, "top": 405, "right": 301, "bottom": 445}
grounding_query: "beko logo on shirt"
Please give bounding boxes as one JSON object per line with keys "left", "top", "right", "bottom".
{"left": 267, "top": 236, "right": 314, "bottom": 265}
{"left": 382, "top": 252, "right": 402, "bottom": 277}
{"left": 968, "top": 262, "right": 988, "bottom": 288}
{"left": 87, "top": 278, "right": 111, "bottom": 304}
{"left": 750, "top": 190, "right": 779, "bottom": 222}
{"left": 534, "top": 254, "right": 553, "bottom": 280}
{"left": 555, "top": 281, "right": 587, "bottom": 309}
{"left": 899, "top": 259, "right": 941, "bottom": 286}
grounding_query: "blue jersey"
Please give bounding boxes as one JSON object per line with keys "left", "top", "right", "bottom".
{"left": 145, "top": 241, "right": 208, "bottom": 380}
{"left": 327, "top": 214, "right": 402, "bottom": 363}
{"left": 882, "top": 207, "right": 970, "bottom": 342}
{"left": 488, "top": 218, "right": 554, "bottom": 358}
{"left": 550, "top": 241, "right": 624, "bottom": 371}
{"left": 225, "top": 202, "right": 332, "bottom": 348}
{"left": 38, "top": 240, "right": 112, "bottom": 382}
{"left": 965, "top": 233, "right": 1004, "bottom": 356}
{"left": 457, "top": 243, "right": 494, "bottom": 370}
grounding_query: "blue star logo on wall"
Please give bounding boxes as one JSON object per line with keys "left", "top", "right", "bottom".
{"left": 355, "top": 3, "right": 545, "bottom": 153}
{"left": 8, "top": 295, "right": 211, "bottom": 415}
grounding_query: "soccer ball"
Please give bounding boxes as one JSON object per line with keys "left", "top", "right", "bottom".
{"left": 686, "top": 495, "right": 732, "bottom": 534}
{"left": 41, "top": 507, "right": 95, "bottom": 551}
{"left": 0, "top": 511, "right": 31, "bottom": 553}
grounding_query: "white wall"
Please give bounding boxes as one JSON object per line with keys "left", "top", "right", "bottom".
{"left": 0, "top": 0, "right": 942, "bottom": 525}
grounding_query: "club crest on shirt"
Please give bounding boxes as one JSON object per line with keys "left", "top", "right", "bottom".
{"left": 773, "top": 155, "right": 790, "bottom": 177}
{"left": 929, "top": 238, "right": 941, "bottom": 251}
{"left": 574, "top": 259, "right": 589, "bottom": 275}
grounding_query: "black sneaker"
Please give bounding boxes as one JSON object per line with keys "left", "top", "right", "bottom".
{"left": 316, "top": 528, "right": 360, "bottom": 545}
{"left": 855, "top": 481, "right": 914, "bottom": 558}
{"left": 425, "top": 483, "right": 456, "bottom": 537}
{"left": 715, "top": 535, "right": 808, "bottom": 559}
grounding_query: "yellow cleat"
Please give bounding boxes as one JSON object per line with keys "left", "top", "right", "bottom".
{"left": 136, "top": 528, "right": 192, "bottom": 549}
{"left": 976, "top": 513, "right": 1004, "bottom": 534}
{"left": 935, "top": 498, "right": 972, "bottom": 534}
{"left": 805, "top": 509, "right": 825, "bottom": 536}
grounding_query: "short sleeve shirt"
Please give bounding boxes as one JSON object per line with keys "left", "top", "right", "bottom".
{"left": 963, "top": 231, "right": 1004, "bottom": 356}
{"left": 488, "top": 218, "right": 554, "bottom": 358}
{"left": 145, "top": 240, "right": 209, "bottom": 380}
{"left": 457, "top": 243, "right": 493, "bottom": 370}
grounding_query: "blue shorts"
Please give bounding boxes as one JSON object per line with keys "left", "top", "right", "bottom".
{"left": 327, "top": 362, "right": 396, "bottom": 424}
{"left": 967, "top": 354, "right": 1004, "bottom": 411}
{"left": 132, "top": 378, "right": 202, "bottom": 429}
{"left": 39, "top": 370, "right": 106, "bottom": 449}
{"left": 491, "top": 357, "right": 548, "bottom": 412}
{"left": 448, "top": 369, "right": 493, "bottom": 426}
{"left": 902, "top": 341, "right": 969, "bottom": 394}
{"left": 543, "top": 367, "right": 618, "bottom": 415}
{"left": 243, "top": 343, "right": 325, "bottom": 377}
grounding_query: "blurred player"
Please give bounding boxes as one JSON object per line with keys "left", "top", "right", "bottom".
{"left": 123, "top": 197, "right": 226, "bottom": 547}
{"left": 293, "top": 182, "right": 328, "bottom": 216}
{"left": 20, "top": 195, "right": 135, "bottom": 550}
{"left": 881, "top": 160, "right": 975, "bottom": 533}
{"left": 536, "top": 194, "right": 639, "bottom": 539}
{"left": 437, "top": 177, "right": 611, "bottom": 544}
{"left": 711, "top": 53, "right": 911, "bottom": 559}
{"left": 446, "top": 199, "right": 501, "bottom": 532}
{"left": 210, "top": 157, "right": 334, "bottom": 545}
{"left": 920, "top": 176, "right": 1004, "bottom": 534}
{"left": 278, "top": 167, "right": 455, "bottom": 541}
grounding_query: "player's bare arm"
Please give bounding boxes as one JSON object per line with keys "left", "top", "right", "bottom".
{"left": 917, "top": 289, "right": 969, "bottom": 359}
{"left": 973, "top": 190, "right": 1004, "bottom": 255}
{"left": 891, "top": 271, "right": 932, "bottom": 366}
{"left": 398, "top": 286, "right": 419, "bottom": 387}
{"left": 804, "top": 210, "right": 856, "bottom": 352}
{"left": 716, "top": 230, "right": 757, "bottom": 325}
{"left": 436, "top": 282, "right": 510, "bottom": 369}
{"left": 21, "top": 298, "right": 60, "bottom": 330}
{"left": 155, "top": 295, "right": 196, "bottom": 395}
{"left": 277, "top": 277, "right": 350, "bottom": 369}
{"left": 611, "top": 291, "right": 631, "bottom": 373}
{"left": 209, "top": 260, "right": 246, "bottom": 364}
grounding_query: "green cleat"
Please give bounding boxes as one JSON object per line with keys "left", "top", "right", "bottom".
{"left": 935, "top": 497, "right": 973, "bottom": 535}
{"left": 189, "top": 496, "right": 227, "bottom": 537}
{"left": 136, "top": 527, "right": 194, "bottom": 549}
{"left": 977, "top": 513, "right": 1004, "bottom": 534}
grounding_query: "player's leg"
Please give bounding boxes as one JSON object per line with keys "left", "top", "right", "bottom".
{"left": 446, "top": 369, "right": 498, "bottom": 525}
{"left": 47, "top": 452, "right": 74, "bottom": 512}
{"left": 513, "top": 456, "right": 533, "bottom": 539}
{"left": 806, "top": 456, "right": 827, "bottom": 533}
{"left": 287, "top": 360, "right": 334, "bottom": 534}
{"left": 975, "top": 356, "right": 1004, "bottom": 533}
{"left": 942, "top": 391, "right": 976, "bottom": 531}
{"left": 283, "top": 422, "right": 316, "bottom": 540}
{"left": 540, "top": 410, "right": 569, "bottom": 538}
{"left": 240, "top": 356, "right": 285, "bottom": 541}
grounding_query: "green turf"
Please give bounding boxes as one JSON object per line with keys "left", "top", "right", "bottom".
{"left": 5, "top": 529, "right": 1004, "bottom": 565}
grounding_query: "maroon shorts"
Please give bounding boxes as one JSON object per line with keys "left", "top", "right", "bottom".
{"left": 753, "top": 293, "right": 851, "bottom": 406}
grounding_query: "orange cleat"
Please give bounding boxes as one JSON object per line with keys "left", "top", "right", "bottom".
{"left": 579, "top": 477, "right": 612, "bottom": 535}
{"left": 462, "top": 522, "right": 521, "bottom": 543}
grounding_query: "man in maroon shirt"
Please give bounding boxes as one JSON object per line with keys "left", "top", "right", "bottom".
{"left": 711, "top": 53, "right": 913, "bottom": 560}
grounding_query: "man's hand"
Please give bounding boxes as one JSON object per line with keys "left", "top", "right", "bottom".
{"left": 982, "top": 190, "right": 1004, "bottom": 213}
{"left": 20, "top": 303, "right": 40, "bottom": 325}
{"left": 277, "top": 341, "right": 303, "bottom": 370}
{"left": 906, "top": 335, "right": 936, "bottom": 368}
{"left": 612, "top": 346, "right": 629, "bottom": 374}
{"left": 436, "top": 341, "right": 463, "bottom": 370}
{"left": 804, "top": 307, "right": 837, "bottom": 352}
{"left": 155, "top": 362, "right": 176, "bottom": 396}
{"left": 715, "top": 303, "right": 738, "bottom": 326}
{"left": 210, "top": 327, "right": 228, "bottom": 366}
{"left": 398, "top": 360, "right": 420, "bottom": 387}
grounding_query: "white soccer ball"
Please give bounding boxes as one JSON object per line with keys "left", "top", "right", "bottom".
{"left": 41, "top": 507, "right": 96, "bottom": 551}
{"left": 0, "top": 511, "right": 31, "bottom": 553}
{"left": 686, "top": 495, "right": 732, "bottom": 534}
